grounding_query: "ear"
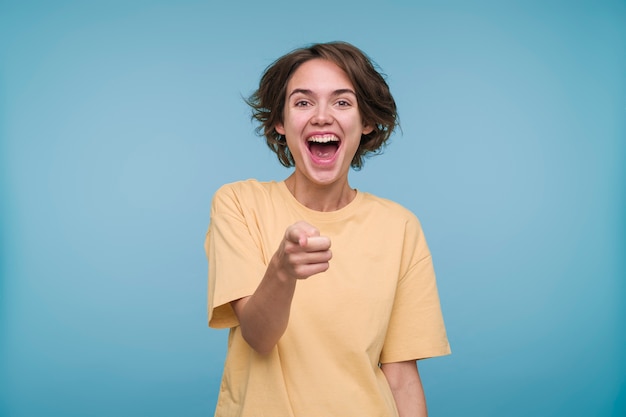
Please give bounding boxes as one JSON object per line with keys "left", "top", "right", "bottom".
{"left": 275, "top": 123, "right": 285, "bottom": 135}
{"left": 362, "top": 124, "right": 374, "bottom": 135}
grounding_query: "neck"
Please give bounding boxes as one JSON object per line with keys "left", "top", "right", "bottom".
{"left": 284, "top": 173, "right": 356, "bottom": 212}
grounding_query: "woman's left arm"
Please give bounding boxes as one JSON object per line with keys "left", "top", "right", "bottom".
{"left": 381, "top": 360, "right": 428, "bottom": 417}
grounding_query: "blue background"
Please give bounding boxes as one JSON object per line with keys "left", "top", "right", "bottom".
{"left": 1, "top": 1, "right": 624, "bottom": 416}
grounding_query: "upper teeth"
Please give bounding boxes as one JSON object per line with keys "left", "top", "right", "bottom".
{"left": 308, "top": 134, "right": 339, "bottom": 143}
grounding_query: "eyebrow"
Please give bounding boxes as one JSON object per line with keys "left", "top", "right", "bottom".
{"left": 288, "top": 88, "right": 357, "bottom": 99}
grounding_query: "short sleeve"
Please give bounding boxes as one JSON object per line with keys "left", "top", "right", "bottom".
{"left": 206, "top": 184, "right": 267, "bottom": 329}
{"left": 379, "top": 216, "right": 451, "bottom": 363}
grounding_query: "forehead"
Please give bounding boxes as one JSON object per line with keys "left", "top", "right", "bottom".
{"left": 287, "top": 59, "right": 354, "bottom": 93}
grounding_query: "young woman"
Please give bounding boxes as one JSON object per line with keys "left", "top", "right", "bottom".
{"left": 206, "top": 41, "right": 450, "bottom": 417}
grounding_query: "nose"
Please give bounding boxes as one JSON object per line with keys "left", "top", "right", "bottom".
{"left": 311, "top": 104, "right": 333, "bottom": 125}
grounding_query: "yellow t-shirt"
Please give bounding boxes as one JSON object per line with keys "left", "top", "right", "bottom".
{"left": 206, "top": 179, "right": 450, "bottom": 417}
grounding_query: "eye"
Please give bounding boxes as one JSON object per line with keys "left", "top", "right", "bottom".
{"left": 336, "top": 99, "right": 352, "bottom": 107}
{"left": 294, "top": 100, "right": 310, "bottom": 107}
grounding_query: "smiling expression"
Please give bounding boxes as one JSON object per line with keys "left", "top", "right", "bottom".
{"left": 275, "top": 59, "right": 373, "bottom": 188}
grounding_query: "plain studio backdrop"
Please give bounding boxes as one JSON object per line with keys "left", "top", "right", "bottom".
{"left": 1, "top": 1, "right": 624, "bottom": 416}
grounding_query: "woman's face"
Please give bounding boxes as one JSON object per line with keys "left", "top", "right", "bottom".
{"left": 275, "top": 59, "right": 372, "bottom": 188}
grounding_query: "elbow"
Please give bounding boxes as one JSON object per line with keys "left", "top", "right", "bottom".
{"left": 240, "top": 329, "right": 277, "bottom": 356}
{"left": 253, "top": 345, "right": 274, "bottom": 356}
{"left": 245, "top": 339, "right": 275, "bottom": 356}
{"left": 233, "top": 299, "right": 283, "bottom": 355}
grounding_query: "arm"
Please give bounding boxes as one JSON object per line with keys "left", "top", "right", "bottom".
{"left": 231, "top": 221, "right": 331, "bottom": 355}
{"left": 381, "top": 360, "right": 428, "bottom": 417}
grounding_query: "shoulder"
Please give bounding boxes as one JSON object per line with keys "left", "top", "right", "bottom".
{"left": 358, "top": 193, "right": 428, "bottom": 247}
{"left": 358, "top": 192, "right": 431, "bottom": 267}
{"left": 213, "top": 179, "right": 277, "bottom": 203}
{"left": 211, "top": 179, "right": 282, "bottom": 215}
{"left": 214, "top": 178, "right": 274, "bottom": 196}
{"left": 360, "top": 192, "right": 422, "bottom": 225}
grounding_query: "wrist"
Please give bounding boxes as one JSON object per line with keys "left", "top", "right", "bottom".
{"left": 269, "top": 254, "right": 298, "bottom": 285}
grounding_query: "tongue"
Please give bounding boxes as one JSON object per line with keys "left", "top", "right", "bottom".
{"left": 310, "top": 142, "right": 338, "bottom": 160}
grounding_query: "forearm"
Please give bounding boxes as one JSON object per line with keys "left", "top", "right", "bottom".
{"left": 231, "top": 255, "right": 297, "bottom": 355}
{"left": 231, "top": 221, "right": 331, "bottom": 355}
{"left": 381, "top": 361, "right": 427, "bottom": 417}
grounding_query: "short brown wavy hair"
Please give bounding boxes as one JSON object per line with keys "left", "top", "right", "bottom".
{"left": 247, "top": 41, "right": 398, "bottom": 169}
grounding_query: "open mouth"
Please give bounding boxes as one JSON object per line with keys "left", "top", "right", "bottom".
{"left": 307, "top": 134, "right": 340, "bottom": 161}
